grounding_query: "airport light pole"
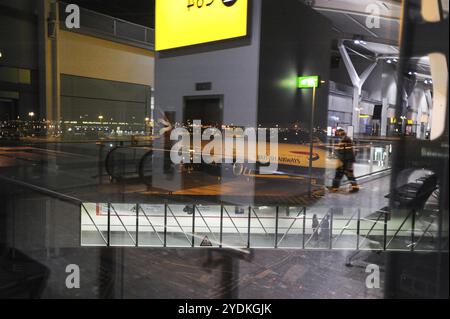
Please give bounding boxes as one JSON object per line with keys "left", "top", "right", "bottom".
{"left": 297, "top": 76, "right": 320, "bottom": 197}
{"left": 28, "top": 112, "right": 35, "bottom": 136}
{"left": 145, "top": 117, "right": 150, "bottom": 136}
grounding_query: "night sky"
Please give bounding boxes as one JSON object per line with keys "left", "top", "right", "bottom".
{"left": 69, "top": 0, "right": 155, "bottom": 28}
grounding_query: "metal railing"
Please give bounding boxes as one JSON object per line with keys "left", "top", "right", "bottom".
{"left": 81, "top": 203, "right": 447, "bottom": 252}
{"left": 59, "top": 2, "right": 154, "bottom": 50}
{"left": 1, "top": 174, "right": 445, "bottom": 252}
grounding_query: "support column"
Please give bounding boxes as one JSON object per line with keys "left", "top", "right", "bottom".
{"left": 37, "top": 0, "right": 61, "bottom": 131}
{"left": 50, "top": 1, "right": 61, "bottom": 125}
{"left": 37, "top": 0, "right": 49, "bottom": 121}
{"left": 352, "top": 88, "right": 360, "bottom": 136}
{"left": 338, "top": 41, "right": 378, "bottom": 136}
{"left": 381, "top": 97, "right": 389, "bottom": 136}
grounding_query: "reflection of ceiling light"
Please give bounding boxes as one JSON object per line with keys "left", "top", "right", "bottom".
{"left": 354, "top": 39, "right": 367, "bottom": 45}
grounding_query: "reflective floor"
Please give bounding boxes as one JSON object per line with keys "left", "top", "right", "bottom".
{"left": 1, "top": 248, "right": 385, "bottom": 299}
{"left": 1, "top": 246, "right": 448, "bottom": 299}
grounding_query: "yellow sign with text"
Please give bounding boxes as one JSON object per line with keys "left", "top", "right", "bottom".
{"left": 155, "top": 0, "right": 248, "bottom": 51}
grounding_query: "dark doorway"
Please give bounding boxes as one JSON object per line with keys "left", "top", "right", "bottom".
{"left": 0, "top": 100, "right": 16, "bottom": 121}
{"left": 183, "top": 95, "right": 223, "bottom": 128}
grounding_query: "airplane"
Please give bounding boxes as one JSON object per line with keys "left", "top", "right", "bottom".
{"left": 105, "top": 118, "right": 368, "bottom": 187}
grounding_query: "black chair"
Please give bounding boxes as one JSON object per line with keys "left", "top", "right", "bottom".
{"left": 386, "top": 174, "right": 438, "bottom": 210}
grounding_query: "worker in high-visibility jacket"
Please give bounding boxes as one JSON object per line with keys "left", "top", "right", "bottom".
{"left": 332, "top": 129, "right": 359, "bottom": 193}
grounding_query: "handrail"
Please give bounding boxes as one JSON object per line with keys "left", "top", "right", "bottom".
{"left": 351, "top": 167, "right": 391, "bottom": 180}
{"left": 74, "top": 201, "right": 445, "bottom": 251}
{"left": 0, "top": 175, "right": 82, "bottom": 205}
{"left": 0, "top": 175, "right": 432, "bottom": 252}
{"left": 0, "top": 175, "right": 111, "bottom": 246}
{"left": 104, "top": 146, "right": 120, "bottom": 179}
{"left": 59, "top": 1, "right": 154, "bottom": 34}
{"left": 58, "top": 1, "right": 154, "bottom": 49}
{"left": 105, "top": 146, "right": 153, "bottom": 180}
{"left": 7, "top": 169, "right": 442, "bottom": 252}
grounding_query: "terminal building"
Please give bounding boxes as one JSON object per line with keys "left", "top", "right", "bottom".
{"left": 0, "top": 0, "right": 154, "bottom": 135}
{"left": 1, "top": 0, "right": 442, "bottom": 139}
{"left": 0, "top": 0, "right": 448, "bottom": 299}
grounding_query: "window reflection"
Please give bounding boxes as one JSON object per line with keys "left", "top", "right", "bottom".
{"left": 0, "top": 0, "right": 448, "bottom": 299}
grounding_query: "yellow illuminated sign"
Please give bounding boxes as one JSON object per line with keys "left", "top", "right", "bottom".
{"left": 156, "top": 0, "right": 248, "bottom": 51}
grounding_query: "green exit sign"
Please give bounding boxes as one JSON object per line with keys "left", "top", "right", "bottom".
{"left": 297, "top": 76, "right": 320, "bottom": 89}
